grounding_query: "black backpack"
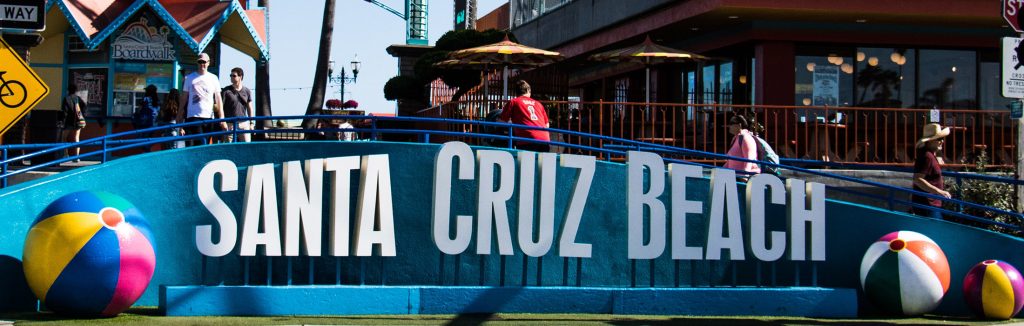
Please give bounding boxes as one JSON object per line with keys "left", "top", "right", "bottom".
{"left": 132, "top": 97, "right": 158, "bottom": 129}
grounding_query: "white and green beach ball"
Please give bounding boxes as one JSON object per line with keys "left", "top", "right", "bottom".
{"left": 859, "top": 231, "right": 951, "bottom": 315}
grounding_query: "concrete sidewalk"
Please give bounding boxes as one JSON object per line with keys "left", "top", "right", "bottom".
{"left": 3, "top": 160, "right": 100, "bottom": 187}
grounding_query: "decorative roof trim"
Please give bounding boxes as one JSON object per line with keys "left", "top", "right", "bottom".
{"left": 228, "top": 1, "right": 270, "bottom": 59}
{"left": 50, "top": 0, "right": 268, "bottom": 59}
{"left": 86, "top": 0, "right": 150, "bottom": 50}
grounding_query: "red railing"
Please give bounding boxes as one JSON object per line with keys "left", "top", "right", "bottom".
{"left": 415, "top": 100, "right": 1018, "bottom": 169}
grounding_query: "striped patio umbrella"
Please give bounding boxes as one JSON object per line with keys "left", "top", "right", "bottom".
{"left": 448, "top": 35, "right": 564, "bottom": 66}
{"left": 446, "top": 35, "right": 564, "bottom": 98}
{"left": 588, "top": 36, "right": 707, "bottom": 104}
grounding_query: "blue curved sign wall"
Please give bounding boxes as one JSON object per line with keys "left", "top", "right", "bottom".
{"left": 0, "top": 141, "right": 1022, "bottom": 316}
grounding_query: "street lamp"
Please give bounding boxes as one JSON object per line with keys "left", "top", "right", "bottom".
{"left": 328, "top": 55, "right": 360, "bottom": 103}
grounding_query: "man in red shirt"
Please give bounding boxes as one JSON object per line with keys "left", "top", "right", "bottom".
{"left": 500, "top": 80, "right": 550, "bottom": 152}
{"left": 911, "top": 123, "right": 952, "bottom": 219}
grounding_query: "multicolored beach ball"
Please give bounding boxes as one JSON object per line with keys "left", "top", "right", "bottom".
{"left": 22, "top": 191, "right": 156, "bottom": 316}
{"left": 963, "top": 260, "right": 1024, "bottom": 319}
{"left": 859, "top": 231, "right": 950, "bottom": 315}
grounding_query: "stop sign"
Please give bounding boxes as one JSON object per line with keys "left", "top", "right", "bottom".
{"left": 1006, "top": 0, "right": 1024, "bottom": 32}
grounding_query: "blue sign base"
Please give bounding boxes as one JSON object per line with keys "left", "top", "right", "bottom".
{"left": 160, "top": 285, "right": 857, "bottom": 317}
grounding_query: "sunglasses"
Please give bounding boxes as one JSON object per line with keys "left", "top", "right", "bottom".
{"left": 197, "top": 60, "right": 208, "bottom": 64}
{"left": 229, "top": 74, "right": 239, "bottom": 77}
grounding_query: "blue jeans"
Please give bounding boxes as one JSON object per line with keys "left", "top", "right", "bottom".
{"left": 912, "top": 206, "right": 943, "bottom": 219}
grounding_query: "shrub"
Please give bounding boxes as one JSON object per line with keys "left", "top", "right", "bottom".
{"left": 944, "top": 150, "right": 1021, "bottom": 236}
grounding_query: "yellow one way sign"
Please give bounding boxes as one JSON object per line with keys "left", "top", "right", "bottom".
{"left": 0, "top": 35, "right": 48, "bottom": 138}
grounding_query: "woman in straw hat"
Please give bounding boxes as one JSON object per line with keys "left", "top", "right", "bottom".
{"left": 911, "top": 123, "right": 952, "bottom": 219}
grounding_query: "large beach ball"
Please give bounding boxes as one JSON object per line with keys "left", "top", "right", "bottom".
{"left": 963, "top": 260, "right": 1024, "bottom": 319}
{"left": 22, "top": 191, "right": 156, "bottom": 316}
{"left": 860, "top": 231, "right": 950, "bottom": 315}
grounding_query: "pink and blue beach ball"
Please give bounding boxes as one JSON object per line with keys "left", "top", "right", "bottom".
{"left": 860, "top": 231, "right": 950, "bottom": 316}
{"left": 22, "top": 191, "right": 156, "bottom": 316}
{"left": 963, "top": 260, "right": 1024, "bottom": 319}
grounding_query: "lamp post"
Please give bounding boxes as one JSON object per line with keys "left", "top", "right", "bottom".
{"left": 328, "top": 56, "right": 361, "bottom": 103}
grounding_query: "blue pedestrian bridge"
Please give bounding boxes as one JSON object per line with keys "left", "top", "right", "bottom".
{"left": 0, "top": 115, "right": 1021, "bottom": 317}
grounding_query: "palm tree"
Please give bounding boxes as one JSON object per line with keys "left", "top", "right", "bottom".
{"left": 255, "top": 0, "right": 272, "bottom": 133}
{"left": 302, "top": 0, "right": 335, "bottom": 129}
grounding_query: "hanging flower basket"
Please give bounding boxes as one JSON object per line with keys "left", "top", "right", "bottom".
{"left": 325, "top": 99, "right": 343, "bottom": 110}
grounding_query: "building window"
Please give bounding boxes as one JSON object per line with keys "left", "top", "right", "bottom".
{"left": 718, "top": 61, "right": 733, "bottom": 105}
{"left": 918, "top": 49, "right": 976, "bottom": 109}
{"left": 67, "top": 35, "right": 93, "bottom": 52}
{"left": 613, "top": 77, "right": 628, "bottom": 118}
{"left": 66, "top": 35, "right": 108, "bottom": 64}
{"left": 795, "top": 53, "right": 855, "bottom": 109}
{"left": 980, "top": 54, "right": 1012, "bottom": 111}
{"left": 854, "top": 48, "right": 916, "bottom": 108}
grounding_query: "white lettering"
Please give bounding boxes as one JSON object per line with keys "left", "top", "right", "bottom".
{"left": 559, "top": 154, "right": 595, "bottom": 258}
{"left": 282, "top": 160, "right": 324, "bottom": 256}
{"left": 669, "top": 163, "right": 704, "bottom": 260}
{"left": 788, "top": 179, "right": 827, "bottom": 261}
{"left": 517, "top": 152, "right": 557, "bottom": 257}
{"left": 353, "top": 155, "right": 397, "bottom": 256}
{"left": 432, "top": 142, "right": 475, "bottom": 255}
{"left": 706, "top": 168, "right": 745, "bottom": 260}
{"left": 325, "top": 156, "right": 360, "bottom": 256}
{"left": 195, "top": 160, "right": 238, "bottom": 257}
{"left": 627, "top": 151, "right": 666, "bottom": 259}
{"left": 746, "top": 174, "right": 787, "bottom": 261}
{"left": 240, "top": 163, "right": 282, "bottom": 256}
{"left": 476, "top": 150, "right": 516, "bottom": 255}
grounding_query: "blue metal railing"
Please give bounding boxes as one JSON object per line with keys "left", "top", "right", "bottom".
{"left": 2, "top": 115, "right": 1021, "bottom": 234}
{"left": 4, "top": 114, "right": 1024, "bottom": 289}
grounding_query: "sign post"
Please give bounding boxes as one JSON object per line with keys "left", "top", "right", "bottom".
{"left": 0, "top": 35, "right": 48, "bottom": 137}
{"left": 1005, "top": 0, "right": 1024, "bottom": 212}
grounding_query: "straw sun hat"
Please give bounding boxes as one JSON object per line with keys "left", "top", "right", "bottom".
{"left": 917, "top": 123, "right": 950, "bottom": 146}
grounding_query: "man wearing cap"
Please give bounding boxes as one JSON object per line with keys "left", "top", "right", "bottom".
{"left": 911, "top": 123, "right": 952, "bottom": 219}
{"left": 179, "top": 52, "right": 225, "bottom": 146}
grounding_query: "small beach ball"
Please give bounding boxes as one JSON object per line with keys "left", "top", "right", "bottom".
{"left": 860, "top": 231, "right": 950, "bottom": 315}
{"left": 963, "top": 260, "right": 1024, "bottom": 319}
{"left": 22, "top": 191, "right": 156, "bottom": 316}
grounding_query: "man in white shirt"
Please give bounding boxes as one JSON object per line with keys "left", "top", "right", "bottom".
{"left": 179, "top": 52, "right": 225, "bottom": 146}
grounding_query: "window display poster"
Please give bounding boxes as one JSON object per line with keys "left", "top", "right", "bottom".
{"left": 70, "top": 68, "right": 108, "bottom": 118}
{"left": 115, "top": 72, "right": 145, "bottom": 91}
{"left": 146, "top": 63, "right": 173, "bottom": 92}
{"left": 113, "top": 92, "right": 134, "bottom": 117}
{"left": 114, "top": 62, "right": 173, "bottom": 92}
{"left": 813, "top": 65, "right": 839, "bottom": 106}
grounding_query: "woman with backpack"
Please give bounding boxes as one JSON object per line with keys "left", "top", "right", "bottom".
{"left": 723, "top": 115, "right": 760, "bottom": 176}
{"left": 59, "top": 83, "right": 86, "bottom": 161}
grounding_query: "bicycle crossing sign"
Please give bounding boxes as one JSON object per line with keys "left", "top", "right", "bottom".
{"left": 0, "top": 34, "right": 47, "bottom": 137}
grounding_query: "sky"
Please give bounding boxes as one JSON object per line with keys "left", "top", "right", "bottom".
{"left": 218, "top": 0, "right": 506, "bottom": 116}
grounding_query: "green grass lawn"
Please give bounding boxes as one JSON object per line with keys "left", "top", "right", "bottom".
{"left": 1, "top": 308, "right": 1022, "bottom": 325}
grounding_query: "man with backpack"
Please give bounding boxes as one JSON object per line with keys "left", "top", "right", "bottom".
{"left": 132, "top": 85, "right": 160, "bottom": 152}
{"left": 132, "top": 85, "right": 159, "bottom": 131}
